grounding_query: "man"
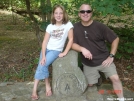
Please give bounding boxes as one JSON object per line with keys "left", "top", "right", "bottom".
{"left": 72, "top": 3, "right": 124, "bottom": 101}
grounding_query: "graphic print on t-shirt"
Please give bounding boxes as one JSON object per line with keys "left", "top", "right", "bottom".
{"left": 51, "top": 28, "right": 64, "bottom": 40}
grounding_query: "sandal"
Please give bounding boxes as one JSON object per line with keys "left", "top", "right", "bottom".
{"left": 31, "top": 95, "right": 39, "bottom": 100}
{"left": 46, "top": 89, "right": 52, "bottom": 96}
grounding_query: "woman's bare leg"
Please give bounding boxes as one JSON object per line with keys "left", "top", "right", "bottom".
{"left": 31, "top": 79, "right": 39, "bottom": 99}
{"left": 45, "top": 78, "right": 52, "bottom": 96}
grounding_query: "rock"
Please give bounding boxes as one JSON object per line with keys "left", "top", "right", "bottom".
{"left": 0, "top": 82, "right": 14, "bottom": 87}
{"left": 52, "top": 50, "right": 88, "bottom": 97}
{"left": 86, "top": 91, "right": 103, "bottom": 101}
{"left": 0, "top": 82, "right": 133, "bottom": 101}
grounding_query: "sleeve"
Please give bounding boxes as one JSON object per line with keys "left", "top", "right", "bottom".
{"left": 67, "top": 21, "right": 73, "bottom": 31}
{"left": 101, "top": 24, "right": 118, "bottom": 43}
{"left": 73, "top": 25, "right": 78, "bottom": 44}
{"left": 46, "top": 24, "right": 51, "bottom": 34}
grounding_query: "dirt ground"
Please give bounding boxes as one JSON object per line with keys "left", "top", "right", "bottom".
{"left": 0, "top": 10, "right": 134, "bottom": 92}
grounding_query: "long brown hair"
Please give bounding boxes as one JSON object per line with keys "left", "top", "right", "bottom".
{"left": 51, "top": 4, "right": 69, "bottom": 24}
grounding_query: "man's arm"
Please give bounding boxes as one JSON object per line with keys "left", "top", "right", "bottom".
{"left": 72, "top": 43, "right": 83, "bottom": 52}
{"left": 110, "top": 37, "right": 119, "bottom": 55}
{"left": 72, "top": 43, "right": 92, "bottom": 60}
{"left": 102, "top": 37, "right": 119, "bottom": 67}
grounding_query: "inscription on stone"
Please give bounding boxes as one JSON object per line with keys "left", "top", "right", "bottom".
{"left": 52, "top": 50, "right": 88, "bottom": 97}
{"left": 56, "top": 73, "right": 80, "bottom": 96}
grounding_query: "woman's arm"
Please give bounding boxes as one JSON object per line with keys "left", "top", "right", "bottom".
{"left": 59, "top": 28, "right": 73, "bottom": 57}
{"left": 40, "top": 32, "right": 50, "bottom": 65}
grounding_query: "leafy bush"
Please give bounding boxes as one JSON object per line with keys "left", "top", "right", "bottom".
{"left": 112, "top": 27, "right": 134, "bottom": 59}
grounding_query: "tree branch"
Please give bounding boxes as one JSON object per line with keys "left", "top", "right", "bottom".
{"left": 25, "top": 0, "right": 37, "bottom": 23}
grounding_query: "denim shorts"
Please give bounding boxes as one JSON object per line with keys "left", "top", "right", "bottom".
{"left": 34, "top": 49, "right": 60, "bottom": 80}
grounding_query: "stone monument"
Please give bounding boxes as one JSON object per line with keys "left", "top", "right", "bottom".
{"left": 52, "top": 50, "right": 88, "bottom": 97}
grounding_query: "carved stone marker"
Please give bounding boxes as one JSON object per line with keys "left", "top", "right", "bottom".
{"left": 52, "top": 50, "right": 88, "bottom": 97}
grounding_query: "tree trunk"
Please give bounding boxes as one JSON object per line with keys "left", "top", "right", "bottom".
{"left": 40, "top": 0, "right": 46, "bottom": 21}
{"left": 40, "top": 0, "right": 51, "bottom": 22}
{"left": 25, "top": 0, "right": 42, "bottom": 46}
{"left": 46, "top": 0, "right": 51, "bottom": 21}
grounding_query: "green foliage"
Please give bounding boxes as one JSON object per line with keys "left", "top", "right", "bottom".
{"left": 40, "top": 20, "right": 50, "bottom": 31}
{"left": 111, "top": 27, "right": 134, "bottom": 59}
{"left": 126, "top": 65, "right": 132, "bottom": 69}
{"left": 17, "top": 56, "right": 39, "bottom": 81}
{"left": 1, "top": 54, "right": 39, "bottom": 82}
{"left": 91, "top": 0, "right": 134, "bottom": 16}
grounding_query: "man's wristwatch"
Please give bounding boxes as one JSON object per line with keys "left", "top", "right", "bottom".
{"left": 109, "top": 54, "right": 115, "bottom": 58}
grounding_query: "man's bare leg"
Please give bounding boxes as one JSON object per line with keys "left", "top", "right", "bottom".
{"left": 109, "top": 74, "right": 124, "bottom": 101}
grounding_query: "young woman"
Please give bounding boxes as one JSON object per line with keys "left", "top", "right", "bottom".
{"left": 31, "top": 4, "right": 73, "bottom": 100}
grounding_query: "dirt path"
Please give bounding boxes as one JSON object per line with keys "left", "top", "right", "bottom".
{"left": 0, "top": 9, "right": 41, "bottom": 81}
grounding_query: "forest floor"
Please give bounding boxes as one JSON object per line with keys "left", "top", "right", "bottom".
{"left": 0, "top": 10, "right": 134, "bottom": 92}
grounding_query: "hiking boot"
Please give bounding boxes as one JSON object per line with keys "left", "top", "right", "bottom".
{"left": 96, "top": 76, "right": 102, "bottom": 86}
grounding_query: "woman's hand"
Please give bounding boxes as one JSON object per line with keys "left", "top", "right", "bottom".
{"left": 58, "top": 52, "right": 66, "bottom": 57}
{"left": 40, "top": 57, "right": 46, "bottom": 65}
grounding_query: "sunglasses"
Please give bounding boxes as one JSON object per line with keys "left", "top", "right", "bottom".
{"left": 79, "top": 10, "right": 92, "bottom": 14}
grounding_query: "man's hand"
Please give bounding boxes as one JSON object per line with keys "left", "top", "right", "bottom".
{"left": 81, "top": 47, "right": 92, "bottom": 60}
{"left": 102, "top": 57, "right": 114, "bottom": 67}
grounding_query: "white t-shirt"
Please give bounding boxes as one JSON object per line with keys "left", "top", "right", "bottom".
{"left": 46, "top": 21, "right": 73, "bottom": 51}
